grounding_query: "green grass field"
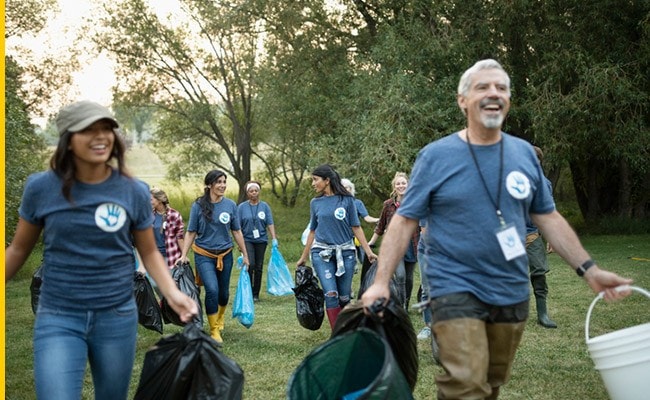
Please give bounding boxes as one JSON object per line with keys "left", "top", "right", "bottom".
{"left": 5, "top": 145, "right": 650, "bottom": 399}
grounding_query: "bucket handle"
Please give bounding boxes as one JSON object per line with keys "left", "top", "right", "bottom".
{"left": 585, "top": 285, "right": 650, "bottom": 343}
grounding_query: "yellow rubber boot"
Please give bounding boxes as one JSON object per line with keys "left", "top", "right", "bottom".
{"left": 207, "top": 314, "right": 223, "bottom": 343}
{"left": 215, "top": 306, "right": 226, "bottom": 332}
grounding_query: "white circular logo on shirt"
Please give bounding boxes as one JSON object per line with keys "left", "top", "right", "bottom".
{"left": 219, "top": 212, "right": 231, "bottom": 224}
{"left": 505, "top": 171, "right": 531, "bottom": 200}
{"left": 95, "top": 203, "right": 127, "bottom": 232}
{"left": 334, "top": 207, "right": 347, "bottom": 220}
{"left": 258, "top": 211, "right": 266, "bottom": 220}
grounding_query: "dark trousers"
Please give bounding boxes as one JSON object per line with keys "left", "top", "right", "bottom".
{"left": 245, "top": 241, "right": 268, "bottom": 297}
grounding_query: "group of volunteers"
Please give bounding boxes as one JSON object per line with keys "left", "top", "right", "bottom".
{"left": 6, "top": 58, "right": 633, "bottom": 400}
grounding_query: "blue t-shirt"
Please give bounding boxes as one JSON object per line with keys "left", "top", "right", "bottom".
{"left": 187, "top": 198, "right": 241, "bottom": 251}
{"left": 19, "top": 169, "right": 153, "bottom": 310}
{"left": 237, "top": 200, "right": 274, "bottom": 243}
{"left": 398, "top": 132, "right": 555, "bottom": 305}
{"left": 310, "top": 195, "right": 360, "bottom": 245}
{"left": 353, "top": 198, "right": 370, "bottom": 219}
{"left": 153, "top": 212, "right": 167, "bottom": 255}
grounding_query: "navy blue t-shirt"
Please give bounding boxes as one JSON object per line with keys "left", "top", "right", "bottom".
{"left": 20, "top": 169, "right": 153, "bottom": 310}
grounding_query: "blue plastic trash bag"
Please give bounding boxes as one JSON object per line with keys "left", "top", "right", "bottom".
{"left": 267, "top": 246, "right": 295, "bottom": 296}
{"left": 301, "top": 223, "right": 310, "bottom": 246}
{"left": 232, "top": 257, "right": 254, "bottom": 328}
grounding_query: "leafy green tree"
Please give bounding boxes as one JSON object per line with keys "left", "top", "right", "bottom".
{"left": 94, "top": 0, "right": 269, "bottom": 202}
{"left": 5, "top": 57, "right": 47, "bottom": 242}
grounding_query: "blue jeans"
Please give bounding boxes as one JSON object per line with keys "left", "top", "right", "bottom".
{"left": 34, "top": 299, "right": 138, "bottom": 400}
{"left": 195, "top": 251, "right": 234, "bottom": 314}
{"left": 311, "top": 249, "right": 356, "bottom": 309}
{"left": 418, "top": 250, "right": 432, "bottom": 325}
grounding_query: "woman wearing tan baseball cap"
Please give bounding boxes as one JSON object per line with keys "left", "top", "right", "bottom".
{"left": 5, "top": 100, "right": 199, "bottom": 399}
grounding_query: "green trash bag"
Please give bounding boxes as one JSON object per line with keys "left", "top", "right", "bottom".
{"left": 286, "top": 328, "right": 413, "bottom": 400}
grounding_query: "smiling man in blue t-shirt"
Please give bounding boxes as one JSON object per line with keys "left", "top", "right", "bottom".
{"left": 361, "top": 59, "right": 633, "bottom": 399}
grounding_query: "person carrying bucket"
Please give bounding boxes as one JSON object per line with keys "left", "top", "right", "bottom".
{"left": 361, "top": 59, "right": 633, "bottom": 399}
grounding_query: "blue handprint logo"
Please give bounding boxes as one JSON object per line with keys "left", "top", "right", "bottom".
{"left": 505, "top": 171, "right": 530, "bottom": 200}
{"left": 95, "top": 203, "right": 127, "bottom": 232}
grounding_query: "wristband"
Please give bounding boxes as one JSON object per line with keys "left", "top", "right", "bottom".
{"left": 576, "top": 259, "right": 595, "bottom": 277}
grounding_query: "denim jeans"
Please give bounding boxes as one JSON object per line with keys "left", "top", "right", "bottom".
{"left": 394, "top": 259, "right": 416, "bottom": 308}
{"left": 311, "top": 248, "right": 356, "bottom": 309}
{"left": 417, "top": 251, "right": 432, "bottom": 325}
{"left": 195, "top": 251, "right": 234, "bottom": 314}
{"left": 33, "top": 299, "right": 138, "bottom": 400}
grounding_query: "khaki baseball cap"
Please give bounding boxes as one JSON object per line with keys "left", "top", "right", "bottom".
{"left": 55, "top": 100, "right": 118, "bottom": 135}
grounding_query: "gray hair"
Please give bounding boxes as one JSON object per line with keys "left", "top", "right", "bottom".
{"left": 457, "top": 59, "right": 510, "bottom": 97}
{"left": 341, "top": 178, "right": 355, "bottom": 196}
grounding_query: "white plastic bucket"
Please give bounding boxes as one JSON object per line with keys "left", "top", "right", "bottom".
{"left": 585, "top": 286, "right": 650, "bottom": 400}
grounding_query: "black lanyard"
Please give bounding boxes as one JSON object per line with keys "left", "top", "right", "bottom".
{"left": 249, "top": 202, "right": 259, "bottom": 229}
{"left": 466, "top": 132, "right": 506, "bottom": 226}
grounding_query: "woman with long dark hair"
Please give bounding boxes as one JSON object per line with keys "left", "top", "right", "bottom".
{"left": 179, "top": 170, "right": 250, "bottom": 344}
{"left": 296, "top": 164, "right": 377, "bottom": 330}
{"left": 5, "top": 100, "right": 197, "bottom": 400}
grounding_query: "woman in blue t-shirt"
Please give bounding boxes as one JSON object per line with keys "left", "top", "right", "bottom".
{"left": 237, "top": 181, "right": 278, "bottom": 302}
{"left": 296, "top": 164, "right": 377, "bottom": 330}
{"left": 179, "top": 170, "right": 250, "bottom": 344}
{"left": 5, "top": 101, "right": 198, "bottom": 400}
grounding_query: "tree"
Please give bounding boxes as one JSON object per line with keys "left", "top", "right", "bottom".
{"left": 5, "top": 57, "right": 47, "bottom": 242}
{"left": 93, "top": 0, "right": 268, "bottom": 202}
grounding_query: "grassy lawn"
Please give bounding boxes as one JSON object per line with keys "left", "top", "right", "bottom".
{"left": 6, "top": 145, "right": 650, "bottom": 399}
{"left": 6, "top": 230, "right": 649, "bottom": 399}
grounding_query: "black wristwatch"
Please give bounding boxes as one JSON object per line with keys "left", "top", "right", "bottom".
{"left": 576, "top": 259, "right": 595, "bottom": 277}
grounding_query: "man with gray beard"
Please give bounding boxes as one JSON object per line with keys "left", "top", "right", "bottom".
{"left": 361, "top": 59, "right": 633, "bottom": 399}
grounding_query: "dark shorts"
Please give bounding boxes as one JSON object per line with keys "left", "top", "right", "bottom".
{"left": 430, "top": 292, "right": 529, "bottom": 324}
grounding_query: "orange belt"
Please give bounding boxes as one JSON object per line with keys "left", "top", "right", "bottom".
{"left": 191, "top": 244, "right": 233, "bottom": 286}
{"left": 525, "top": 232, "right": 540, "bottom": 247}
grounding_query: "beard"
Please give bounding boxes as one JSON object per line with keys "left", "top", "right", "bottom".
{"left": 481, "top": 113, "right": 504, "bottom": 129}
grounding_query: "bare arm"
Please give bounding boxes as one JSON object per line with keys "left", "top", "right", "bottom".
{"left": 267, "top": 224, "right": 277, "bottom": 241}
{"left": 5, "top": 218, "right": 43, "bottom": 282}
{"left": 361, "top": 214, "right": 419, "bottom": 306}
{"left": 179, "top": 230, "right": 197, "bottom": 264}
{"left": 231, "top": 229, "right": 250, "bottom": 267}
{"left": 352, "top": 226, "right": 377, "bottom": 263}
{"left": 133, "top": 228, "right": 198, "bottom": 321}
{"left": 368, "top": 232, "right": 380, "bottom": 246}
{"left": 364, "top": 215, "right": 379, "bottom": 224}
{"left": 532, "top": 210, "right": 633, "bottom": 300}
{"left": 297, "top": 230, "right": 315, "bottom": 266}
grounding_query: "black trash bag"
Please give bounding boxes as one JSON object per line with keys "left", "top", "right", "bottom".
{"left": 356, "top": 260, "right": 401, "bottom": 305}
{"left": 161, "top": 261, "right": 203, "bottom": 329}
{"left": 287, "top": 327, "right": 413, "bottom": 400}
{"left": 292, "top": 264, "right": 324, "bottom": 331}
{"left": 30, "top": 264, "right": 44, "bottom": 314}
{"left": 332, "top": 299, "right": 418, "bottom": 391}
{"left": 134, "top": 271, "right": 164, "bottom": 334}
{"left": 135, "top": 324, "right": 244, "bottom": 400}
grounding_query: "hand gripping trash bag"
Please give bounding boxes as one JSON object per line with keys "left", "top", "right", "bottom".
{"left": 134, "top": 271, "right": 164, "bottom": 334}
{"left": 30, "top": 264, "right": 44, "bottom": 314}
{"left": 332, "top": 299, "right": 418, "bottom": 391}
{"left": 287, "top": 327, "right": 413, "bottom": 400}
{"left": 161, "top": 261, "right": 203, "bottom": 329}
{"left": 232, "top": 257, "right": 255, "bottom": 328}
{"left": 267, "top": 246, "right": 295, "bottom": 296}
{"left": 293, "top": 264, "right": 325, "bottom": 331}
{"left": 135, "top": 324, "right": 244, "bottom": 400}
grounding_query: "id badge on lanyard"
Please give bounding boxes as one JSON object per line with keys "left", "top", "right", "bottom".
{"left": 495, "top": 223, "right": 526, "bottom": 261}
